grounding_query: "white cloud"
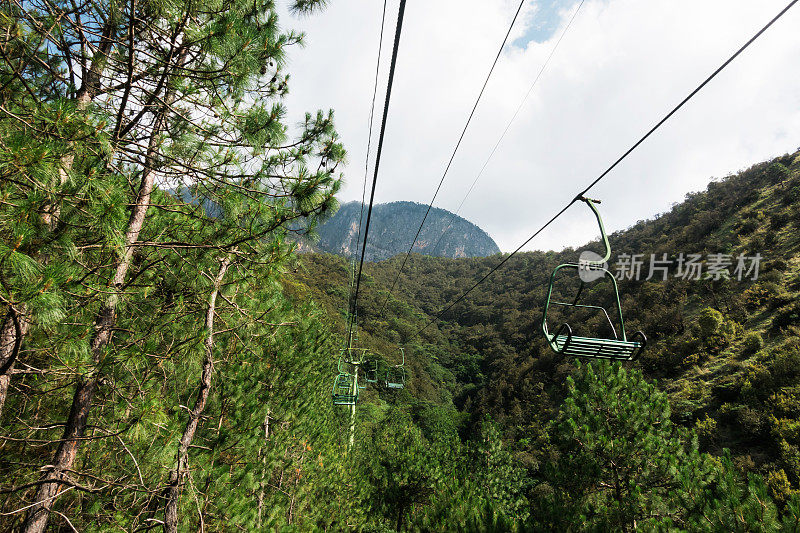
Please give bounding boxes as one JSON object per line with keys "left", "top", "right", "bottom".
{"left": 281, "top": 0, "right": 800, "bottom": 252}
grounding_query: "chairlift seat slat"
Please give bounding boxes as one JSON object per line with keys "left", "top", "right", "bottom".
{"left": 552, "top": 334, "right": 644, "bottom": 361}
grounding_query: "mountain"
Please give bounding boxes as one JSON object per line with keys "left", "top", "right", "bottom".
{"left": 310, "top": 201, "right": 501, "bottom": 261}
{"left": 290, "top": 149, "right": 800, "bottom": 501}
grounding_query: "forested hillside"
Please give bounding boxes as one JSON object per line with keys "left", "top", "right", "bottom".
{"left": 290, "top": 149, "right": 800, "bottom": 529}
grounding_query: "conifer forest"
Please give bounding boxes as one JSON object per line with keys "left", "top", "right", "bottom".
{"left": 2, "top": 0, "right": 800, "bottom": 531}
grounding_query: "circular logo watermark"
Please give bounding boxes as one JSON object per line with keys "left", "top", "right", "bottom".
{"left": 578, "top": 250, "right": 608, "bottom": 283}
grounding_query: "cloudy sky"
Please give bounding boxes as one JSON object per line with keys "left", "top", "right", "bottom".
{"left": 280, "top": 0, "right": 800, "bottom": 252}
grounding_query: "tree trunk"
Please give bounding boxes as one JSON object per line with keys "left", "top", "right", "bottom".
{"left": 257, "top": 406, "right": 271, "bottom": 528}
{"left": 396, "top": 503, "right": 404, "bottom": 532}
{"left": 19, "top": 371, "right": 100, "bottom": 532}
{"left": 0, "top": 307, "right": 28, "bottom": 418}
{"left": 21, "top": 95, "right": 170, "bottom": 533}
{"left": 42, "top": 6, "right": 115, "bottom": 228}
{"left": 164, "top": 256, "right": 230, "bottom": 533}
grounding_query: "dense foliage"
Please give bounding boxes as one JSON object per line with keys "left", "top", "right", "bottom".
{"left": 0, "top": 0, "right": 348, "bottom": 530}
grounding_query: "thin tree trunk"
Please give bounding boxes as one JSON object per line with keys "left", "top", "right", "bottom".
{"left": 257, "top": 406, "right": 271, "bottom": 528}
{"left": 0, "top": 308, "right": 27, "bottom": 418}
{"left": 164, "top": 256, "right": 231, "bottom": 533}
{"left": 42, "top": 10, "right": 116, "bottom": 228}
{"left": 21, "top": 94, "right": 171, "bottom": 533}
{"left": 396, "top": 503, "right": 404, "bottom": 532}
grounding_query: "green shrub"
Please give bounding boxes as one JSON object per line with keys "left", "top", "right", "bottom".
{"left": 766, "top": 286, "right": 793, "bottom": 311}
{"left": 766, "top": 469, "right": 793, "bottom": 504}
{"left": 743, "top": 285, "right": 771, "bottom": 310}
{"left": 736, "top": 406, "right": 767, "bottom": 438}
{"left": 773, "top": 302, "right": 800, "bottom": 331}
{"left": 771, "top": 386, "right": 800, "bottom": 418}
{"left": 779, "top": 440, "right": 800, "bottom": 480}
{"left": 739, "top": 361, "right": 773, "bottom": 402}
{"left": 697, "top": 308, "right": 738, "bottom": 352}
{"left": 782, "top": 185, "right": 800, "bottom": 206}
{"left": 760, "top": 269, "right": 784, "bottom": 284}
{"left": 770, "top": 212, "right": 790, "bottom": 230}
{"left": 695, "top": 415, "right": 718, "bottom": 444}
{"left": 742, "top": 332, "right": 764, "bottom": 356}
{"left": 699, "top": 308, "right": 724, "bottom": 339}
{"left": 681, "top": 352, "right": 701, "bottom": 367}
{"left": 770, "top": 416, "right": 800, "bottom": 442}
{"left": 738, "top": 218, "right": 760, "bottom": 235}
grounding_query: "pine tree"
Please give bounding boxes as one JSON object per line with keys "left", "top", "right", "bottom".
{"left": 694, "top": 451, "right": 781, "bottom": 532}
{"left": 358, "top": 408, "right": 437, "bottom": 531}
{"left": 1, "top": 0, "right": 343, "bottom": 530}
{"left": 533, "top": 362, "right": 714, "bottom": 531}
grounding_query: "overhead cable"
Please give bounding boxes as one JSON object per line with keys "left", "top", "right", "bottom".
{"left": 428, "top": 0, "right": 586, "bottom": 258}
{"left": 376, "top": 0, "right": 528, "bottom": 316}
{"left": 347, "top": 0, "right": 389, "bottom": 346}
{"left": 349, "top": 0, "right": 407, "bottom": 341}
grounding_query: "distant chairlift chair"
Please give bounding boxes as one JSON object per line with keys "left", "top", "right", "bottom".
{"left": 541, "top": 197, "right": 647, "bottom": 361}
{"left": 331, "top": 348, "right": 368, "bottom": 406}
{"left": 364, "top": 359, "right": 378, "bottom": 384}
{"left": 332, "top": 372, "right": 359, "bottom": 406}
{"left": 340, "top": 347, "right": 367, "bottom": 367}
{"left": 385, "top": 348, "right": 406, "bottom": 389}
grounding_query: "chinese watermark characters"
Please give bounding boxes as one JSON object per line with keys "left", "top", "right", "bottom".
{"left": 610, "top": 253, "right": 761, "bottom": 281}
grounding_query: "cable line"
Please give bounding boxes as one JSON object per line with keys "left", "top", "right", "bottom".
{"left": 347, "top": 0, "right": 389, "bottom": 346}
{"left": 428, "top": 0, "right": 585, "bottom": 258}
{"left": 416, "top": 0, "right": 799, "bottom": 335}
{"left": 348, "top": 0, "right": 407, "bottom": 343}
{"left": 375, "top": 0, "right": 527, "bottom": 316}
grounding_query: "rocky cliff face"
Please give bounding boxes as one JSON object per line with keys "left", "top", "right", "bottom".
{"left": 311, "top": 201, "right": 501, "bottom": 261}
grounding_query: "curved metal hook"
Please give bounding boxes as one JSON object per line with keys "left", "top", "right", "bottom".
{"left": 578, "top": 197, "right": 611, "bottom": 265}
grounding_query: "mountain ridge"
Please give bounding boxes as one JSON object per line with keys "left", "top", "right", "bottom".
{"left": 309, "top": 200, "right": 501, "bottom": 261}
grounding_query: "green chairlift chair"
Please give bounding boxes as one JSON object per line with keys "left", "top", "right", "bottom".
{"left": 541, "top": 197, "right": 646, "bottom": 361}
{"left": 332, "top": 373, "right": 359, "bottom": 405}
{"left": 384, "top": 349, "right": 406, "bottom": 389}
{"left": 332, "top": 348, "right": 368, "bottom": 406}
{"left": 363, "top": 359, "right": 378, "bottom": 384}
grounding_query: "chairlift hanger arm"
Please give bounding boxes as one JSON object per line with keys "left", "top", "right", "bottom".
{"left": 577, "top": 196, "right": 611, "bottom": 265}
